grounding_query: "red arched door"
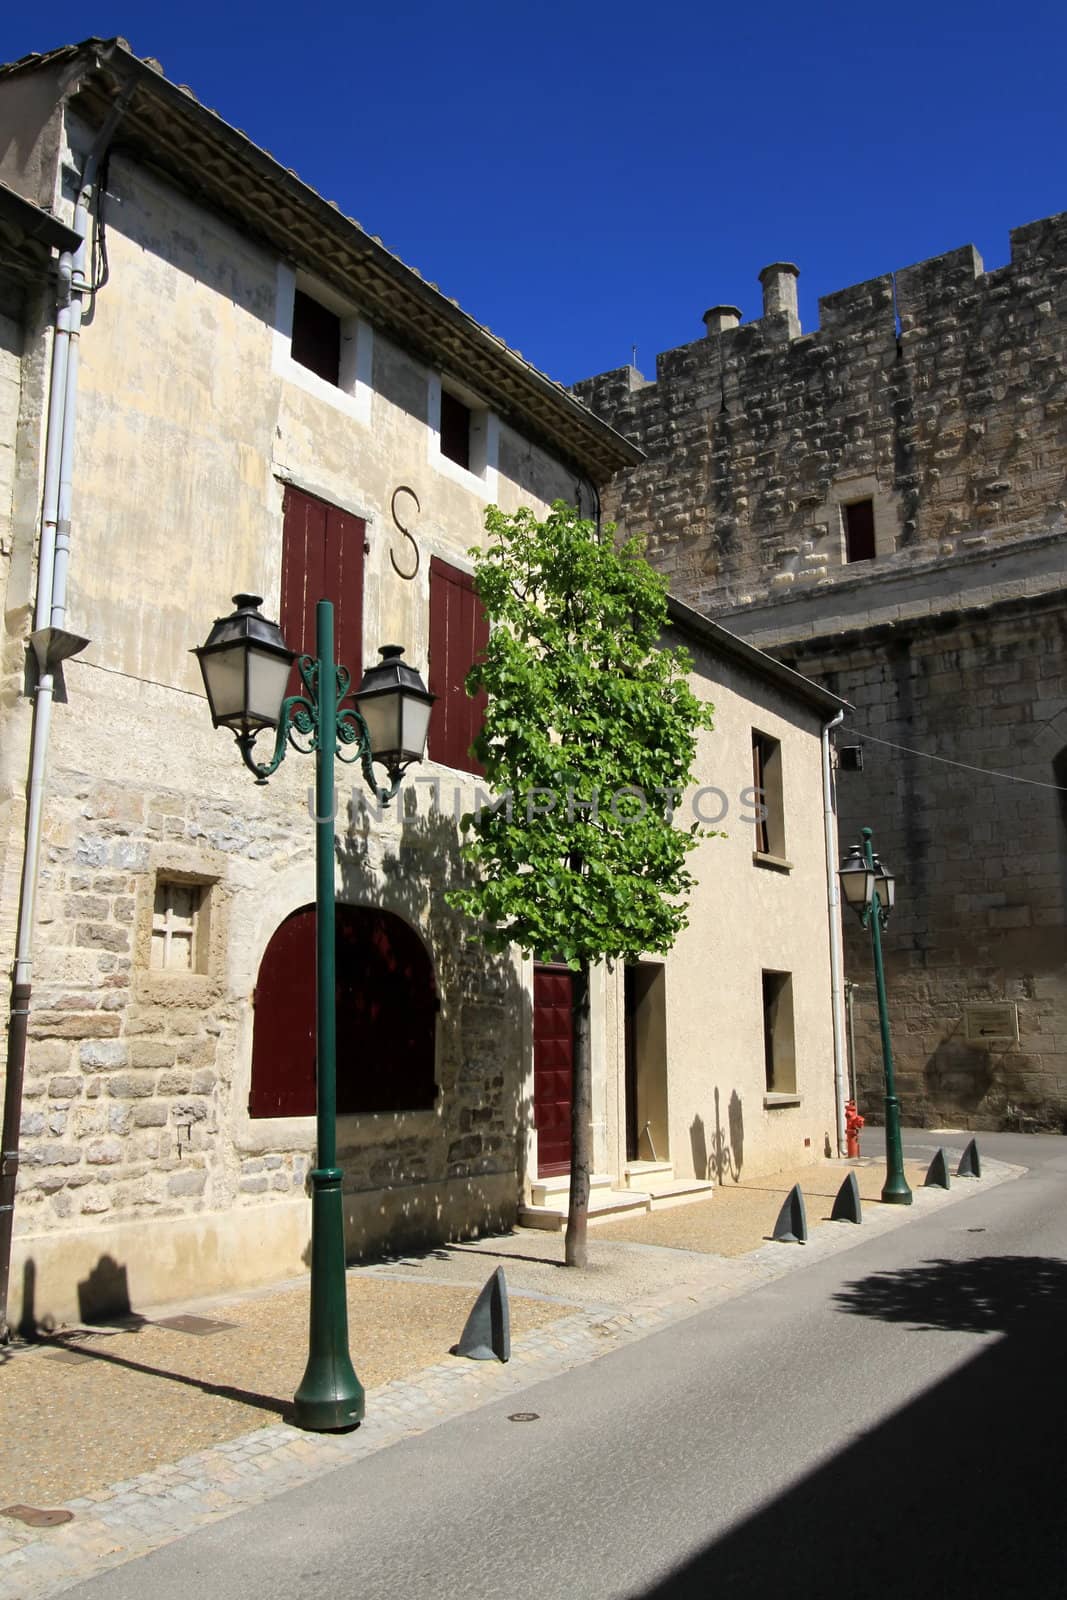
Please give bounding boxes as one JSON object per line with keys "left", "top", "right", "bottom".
{"left": 250, "top": 905, "right": 437, "bottom": 1117}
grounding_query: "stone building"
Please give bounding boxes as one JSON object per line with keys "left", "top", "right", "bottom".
{"left": 0, "top": 38, "right": 846, "bottom": 1330}
{"left": 575, "top": 218, "right": 1067, "bottom": 1133}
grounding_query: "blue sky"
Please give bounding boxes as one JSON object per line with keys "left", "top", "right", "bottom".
{"left": 5, "top": 3, "right": 1065, "bottom": 386}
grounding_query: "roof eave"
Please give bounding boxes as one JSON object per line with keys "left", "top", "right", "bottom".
{"left": 11, "top": 38, "right": 642, "bottom": 482}
{"left": 666, "top": 594, "right": 852, "bottom": 718}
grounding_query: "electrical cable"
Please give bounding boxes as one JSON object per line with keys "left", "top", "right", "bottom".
{"left": 842, "top": 726, "right": 1067, "bottom": 793}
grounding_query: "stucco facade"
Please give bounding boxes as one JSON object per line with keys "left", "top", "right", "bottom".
{"left": 0, "top": 39, "right": 845, "bottom": 1328}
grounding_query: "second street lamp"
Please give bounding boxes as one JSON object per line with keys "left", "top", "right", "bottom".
{"left": 839, "top": 826, "right": 912, "bottom": 1207}
{"left": 194, "top": 594, "right": 433, "bottom": 1430}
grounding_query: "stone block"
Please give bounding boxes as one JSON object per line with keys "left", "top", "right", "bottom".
{"left": 80, "top": 1040, "right": 129, "bottom": 1071}
{"left": 75, "top": 924, "right": 130, "bottom": 953}
{"left": 129, "top": 1041, "right": 176, "bottom": 1068}
{"left": 106, "top": 1072, "right": 156, "bottom": 1099}
{"left": 133, "top": 1101, "right": 169, "bottom": 1127}
{"left": 87, "top": 1137, "right": 124, "bottom": 1164}
{"left": 168, "top": 1169, "right": 207, "bottom": 1197}
{"left": 29, "top": 1012, "right": 121, "bottom": 1039}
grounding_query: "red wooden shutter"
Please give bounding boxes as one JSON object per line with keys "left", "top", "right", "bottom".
{"left": 280, "top": 487, "right": 365, "bottom": 690}
{"left": 428, "top": 556, "right": 489, "bottom": 774}
{"left": 335, "top": 908, "right": 437, "bottom": 1113}
{"left": 250, "top": 907, "right": 317, "bottom": 1117}
{"left": 249, "top": 905, "right": 437, "bottom": 1118}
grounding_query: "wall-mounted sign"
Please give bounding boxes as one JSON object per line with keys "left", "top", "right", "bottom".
{"left": 963, "top": 1002, "right": 1019, "bottom": 1044}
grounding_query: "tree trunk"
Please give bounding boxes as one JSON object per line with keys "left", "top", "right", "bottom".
{"left": 565, "top": 960, "right": 592, "bottom": 1268}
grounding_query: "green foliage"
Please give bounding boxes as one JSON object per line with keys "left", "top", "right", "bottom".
{"left": 447, "top": 501, "right": 718, "bottom": 967}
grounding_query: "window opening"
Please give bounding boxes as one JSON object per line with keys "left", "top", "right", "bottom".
{"left": 291, "top": 289, "right": 341, "bottom": 386}
{"left": 440, "top": 389, "right": 472, "bottom": 470}
{"left": 843, "top": 498, "right": 876, "bottom": 563}
{"left": 762, "top": 970, "right": 796, "bottom": 1094}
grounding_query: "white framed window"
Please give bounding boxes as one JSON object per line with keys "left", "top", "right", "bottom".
{"left": 427, "top": 372, "right": 498, "bottom": 499}
{"left": 272, "top": 263, "right": 373, "bottom": 425}
{"left": 151, "top": 878, "right": 210, "bottom": 974}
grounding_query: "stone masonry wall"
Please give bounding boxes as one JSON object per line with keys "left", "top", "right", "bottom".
{"left": 575, "top": 211, "right": 1067, "bottom": 1132}
{"left": 14, "top": 748, "right": 525, "bottom": 1243}
{"left": 574, "top": 212, "right": 1067, "bottom": 616}
{"left": 778, "top": 595, "right": 1067, "bottom": 1131}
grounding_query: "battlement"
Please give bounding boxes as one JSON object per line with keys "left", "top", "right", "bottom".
{"left": 574, "top": 209, "right": 1067, "bottom": 616}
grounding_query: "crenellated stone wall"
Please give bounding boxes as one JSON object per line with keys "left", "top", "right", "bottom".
{"left": 575, "top": 212, "right": 1067, "bottom": 617}
{"left": 576, "top": 211, "right": 1067, "bottom": 1132}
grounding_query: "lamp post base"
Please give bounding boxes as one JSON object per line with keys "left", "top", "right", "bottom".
{"left": 881, "top": 1094, "right": 913, "bottom": 1207}
{"left": 292, "top": 1167, "right": 365, "bottom": 1432}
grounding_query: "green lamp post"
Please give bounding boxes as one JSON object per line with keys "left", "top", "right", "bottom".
{"left": 839, "top": 826, "right": 912, "bottom": 1206}
{"left": 194, "top": 595, "right": 433, "bottom": 1430}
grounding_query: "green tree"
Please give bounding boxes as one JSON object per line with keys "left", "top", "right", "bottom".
{"left": 448, "top": 502, "right": 717, "bottom": 1267}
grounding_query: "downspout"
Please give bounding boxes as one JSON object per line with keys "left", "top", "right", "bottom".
{"left": 0, "top": 89, "right": 132, "bottom": 1340}
{"left": 822, "top": 709, "right": 848, "bottom": 1156}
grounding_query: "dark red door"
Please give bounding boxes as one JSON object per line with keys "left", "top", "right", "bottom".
{"left": 533, "top": 965, "right": 573, "bottom": 1176}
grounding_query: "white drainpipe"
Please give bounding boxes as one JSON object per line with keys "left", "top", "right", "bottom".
{"left": 1, "top": 92, "right": 132, "bottom": 1337}
{"left": 822, "top": 710, "right": 848, "bottom": 1155}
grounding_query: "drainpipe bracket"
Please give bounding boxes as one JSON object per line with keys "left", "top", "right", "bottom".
{"left": 29, "top": 627, "right": 90, "bottom": 672}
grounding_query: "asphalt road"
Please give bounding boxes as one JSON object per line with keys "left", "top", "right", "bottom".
{"left": 66, "top": 1133, "right": 1067, "bottom": 1600}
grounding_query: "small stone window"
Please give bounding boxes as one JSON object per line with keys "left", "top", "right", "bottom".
{"left": 428, "top": 374, "right": 498, "bottom": 496}
{"left": 151, "top": 878, "right": 209, "bottom": 973}
{"left": 440, "top": 388, "right": 472, "bottom": 470}
{"left": 843, "top": 498, "right": 876, "bottom": 562}
{"left": 291, "top": 289, "right": 341, "bottom": 386}
{"left": 762, "top": 970, "right": 796, "bottom": 1095}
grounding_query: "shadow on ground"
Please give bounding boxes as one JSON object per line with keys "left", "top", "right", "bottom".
{"left": 628, "top": 1254, "right": 1067, "bottom": 1598}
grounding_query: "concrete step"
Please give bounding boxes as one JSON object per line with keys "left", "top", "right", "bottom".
{"left": 646, "top": 1178, "right": 715, "bottom": 1209}
{"left": 623, "top": 1159, "right": 674, "bottom": 1189}
{"left": 530, "top": 1172, "right": 614, "bottom": 1210}
{"left": 518, "top": 1182, "right": 652, "bottom": 1232}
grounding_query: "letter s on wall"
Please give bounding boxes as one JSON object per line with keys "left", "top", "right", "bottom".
{"left": 390, "top": 485, "right": 421, "bottom": 580}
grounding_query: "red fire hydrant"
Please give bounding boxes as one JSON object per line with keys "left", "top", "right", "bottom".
{"left": 845, "top": 1100, "right": 864, "bottom": 1158}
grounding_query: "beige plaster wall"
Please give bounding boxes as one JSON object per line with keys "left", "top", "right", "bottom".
{"left": 602, "top": 645, "right": 839, "bottom": 1186}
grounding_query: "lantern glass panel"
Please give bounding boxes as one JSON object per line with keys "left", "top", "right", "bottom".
{"left": 201, "top": 645, "right": 246, "bottom": 727}
{"left": 400, "top": 694, "right": 433, "bottom": 762}
{"left": 839, "top": 859, "right": 875, "bottom": 912}
{"left": 359, "top": 690, "right": 402, "bottom": 761}
{"left": 246, "top": 644, "right": 293, "bottom": 730}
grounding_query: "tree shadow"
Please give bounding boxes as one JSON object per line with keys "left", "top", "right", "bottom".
{"left": 331, "top": 786, "right": 531, "bottom": 1260}
{"left": 626, "top": 1254, "right": 1067, "bottom": 1597}
{"left": 832, "top": 1252, "right": 1067, "bottom": 1335}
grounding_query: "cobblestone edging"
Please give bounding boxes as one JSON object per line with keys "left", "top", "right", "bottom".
{"left": 0, "top": 1160, "right": 1022, "bottom": 1599}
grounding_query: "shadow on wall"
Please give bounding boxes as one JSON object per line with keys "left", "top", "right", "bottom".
{"left": 924, "top": 1035, "right": 996, "bottom": 1118}
{"left": 328, "top": 789, "right": 530, "bottom": 1262}
{"left": 8, "top": 1253, "right": 147, "bottom": 1347}
{"left": 692, "top": 1088, "right": 744, "bottom": 1184}
{"left": 628, "top": 1254, "right": 1067, "bottom": 1598}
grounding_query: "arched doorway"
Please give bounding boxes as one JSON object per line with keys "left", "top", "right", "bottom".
{"left": 249, "top": 905, "right": 437, "bottom": 1117}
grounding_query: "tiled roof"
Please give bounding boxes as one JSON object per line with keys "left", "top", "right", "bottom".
{"left": 0, "top": 39, "right": 642, "bottom": 481}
